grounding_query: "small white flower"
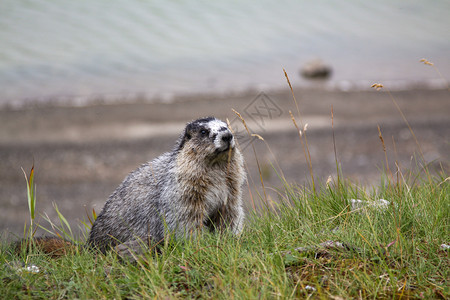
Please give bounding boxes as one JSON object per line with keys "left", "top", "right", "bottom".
{"left": 305, "top": 285, "right": 316, "bottom": 292}
{"left": 18, "top": 264, "right": 40, "bottom": 274}
{"left": 28, "top": 265, "right": 40, "bottom": 273}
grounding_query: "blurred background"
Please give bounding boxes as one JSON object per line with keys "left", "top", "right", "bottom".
{"left": 1, "top": 0, "right": 449, "bottom": 238}
{"left": 1, "top": 0, "right": 449, "bottom": 105}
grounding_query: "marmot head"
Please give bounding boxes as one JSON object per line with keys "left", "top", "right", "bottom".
{"left": 177, "top": 117, "right": 236, "bottom": 160}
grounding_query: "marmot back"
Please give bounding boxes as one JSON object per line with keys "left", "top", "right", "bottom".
{"left": 87, "top": 117, "right": 245, "bottom": 253}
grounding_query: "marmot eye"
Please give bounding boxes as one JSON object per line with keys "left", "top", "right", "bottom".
{"left": 200, "top": 129, "right": 209, "bottom": 136}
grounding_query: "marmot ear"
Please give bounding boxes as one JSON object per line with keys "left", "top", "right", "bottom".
{"left": 177, "top": 128, "right": 191, "bottom": 150}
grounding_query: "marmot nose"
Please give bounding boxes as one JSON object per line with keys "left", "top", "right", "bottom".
{"left": 221, "top": 133, "right": 232, "bottom": 144}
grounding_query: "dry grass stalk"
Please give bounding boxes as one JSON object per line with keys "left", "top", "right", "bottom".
{"left": 231, "top": 109, "right": 268, "bottom": 205}
{"left": 226, "top": 117, "right": 256, "bottom": 210}
{"left": 284, "top": 69, "right": 316, "bottom": 192}
{"left": 371, "top": 82, "right": 431, "bottom": 184}
{"left": 419, "top": 58, "right": 434, "bottom": 66}
{"left": 420, "top": 58, "right": 449, "bottom": 91}
{"left": 377, "top": 125, "right": 393, "bottom": 181}
{"left": 371, "top": 83, "right": 384, "bottom": 90}
{"left": 330, "top": 105, "right": 341, "bottom": 186}
{"left": 288, "top": 110, "right": 313, "bottom": 180}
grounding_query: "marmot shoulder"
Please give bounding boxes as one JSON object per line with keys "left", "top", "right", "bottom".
{"left": 87, "top": 117, "right": 245, "bottom": 253}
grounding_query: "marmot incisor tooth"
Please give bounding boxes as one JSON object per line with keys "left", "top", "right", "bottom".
{"left": 87, "top": 117, "right": 245, "bottom": 253}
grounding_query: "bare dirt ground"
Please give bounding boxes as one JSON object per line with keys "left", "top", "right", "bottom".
{"left": 1, "top": 87, "right": 449, "bottom": 239}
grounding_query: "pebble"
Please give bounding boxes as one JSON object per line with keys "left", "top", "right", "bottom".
{"left": 300, "top": 59, "right": 332, "bottom": 79}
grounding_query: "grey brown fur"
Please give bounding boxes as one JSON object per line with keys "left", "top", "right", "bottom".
{"left": 87, "top": 117, "right": 245, "bottom": 253}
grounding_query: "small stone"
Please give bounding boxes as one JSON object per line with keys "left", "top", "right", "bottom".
{"left": 113, "top": 236, "right": 159, "bottom": 263}
{"left": 350, "top": 198, "right": 391, "bottom": 212}
{"left": 305, "top": 285, "right": 316, "bottom": 292}
{"left": 300, "top": 59, "right": 332, "bottom": 79}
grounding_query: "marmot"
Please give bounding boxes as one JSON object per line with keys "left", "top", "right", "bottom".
{"left": 87, "top": 117, "right": 245, "bottom": 253}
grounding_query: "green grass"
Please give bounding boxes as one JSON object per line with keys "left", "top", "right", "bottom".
{"left": 1, "top": 66, "right": 448, "bottom": 298}
{"left": 1, "top": 170, "right": 448, "bottom": 299}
